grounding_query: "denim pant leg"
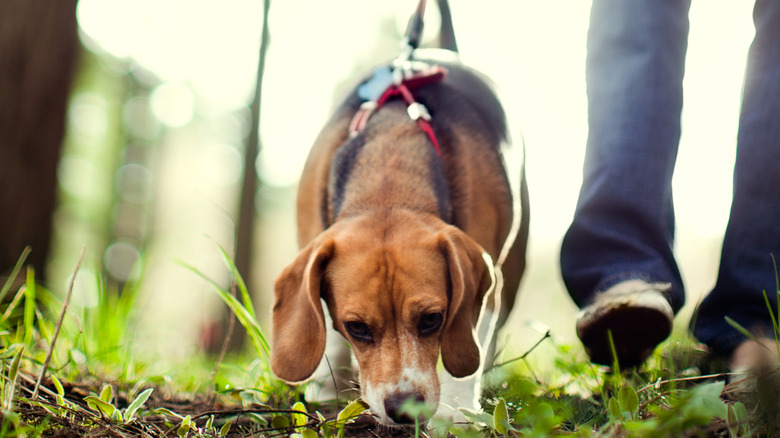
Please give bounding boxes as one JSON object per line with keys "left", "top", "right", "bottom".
{"left": 692, "top": 0, "right": 780, "bottom": 354}
{"left": 560, "top": 0, "right": 690, "bottom": 311}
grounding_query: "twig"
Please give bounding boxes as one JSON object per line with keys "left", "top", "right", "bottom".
{"left": 487, "top": 329, "right": 551, "bottom": 372}
{"left": 18, "top": 371, "right": 59, "bottom": 400}
{"left": 189, "top": 407, "right": 320, "bottom": 423}
{"left": 325, "top": 354, "right": 340, "bottom": 409}
{"left": 32, "top": 245, "right": 86, "bottom": 399}
{"left": 636, "top": 372, "right": 731, "bottom": 394}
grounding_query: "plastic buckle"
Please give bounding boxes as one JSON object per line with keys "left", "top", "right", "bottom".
{"left": 407, "top": 102, "right": 431, "bottom": 121}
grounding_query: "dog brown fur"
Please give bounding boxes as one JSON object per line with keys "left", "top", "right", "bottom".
{"left": 272, "top": 59, "right": 528, "bottom": 424}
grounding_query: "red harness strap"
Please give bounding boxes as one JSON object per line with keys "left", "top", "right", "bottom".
{"left": 349, "top": 65, "right": 447, "bottom": 157}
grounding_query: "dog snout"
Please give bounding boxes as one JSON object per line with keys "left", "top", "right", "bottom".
{"left": 384, "top": 392, "right": 426, "bottom": 424}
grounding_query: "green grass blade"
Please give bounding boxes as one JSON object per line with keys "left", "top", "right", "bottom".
{"left": 772, "top": 254, "right": 780, "bottom": 345}
{"left": 217, "top": 245, "right": 256, "bottom": 319}
{"left": 4, "top": 346, "right": 24, "bottom": 410}
{"left": 124, "top": 388, "right": 153, "bottom": 421}
{"left": 0, "top": 247, "right": 30, "bottom": 305}
{"left": 725, "top": 316, "right": 758, "bottom": 342}
{"left": 180, "top": 262, "right": 270, "bottom": 357}
{"left": 607, "top": 330, "right": 621, "bottom": 374}
{"left": 772, "top": 253, "right": 779, "bottom": 320}
{"left": 763, "top": 291, "right": 779, "bottom": 342}
{"left": 23, "top": 268, "right": 36, "bottom": 346}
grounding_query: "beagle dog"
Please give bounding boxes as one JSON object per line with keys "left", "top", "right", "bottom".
{"left": 271, "top": 7, "right": 528, "bottom": 426}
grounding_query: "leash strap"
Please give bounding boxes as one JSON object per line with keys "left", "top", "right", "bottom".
{"left": 403, "top": 0, "right": 427, "bottom": 51}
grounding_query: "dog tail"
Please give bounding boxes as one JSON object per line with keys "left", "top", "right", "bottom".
{"left": 436, "top": 0, "right": 458, "bottom": 53}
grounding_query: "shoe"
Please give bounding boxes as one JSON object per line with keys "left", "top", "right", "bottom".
{"left": 576, "top": 280, "right": 674, "bottom": 368}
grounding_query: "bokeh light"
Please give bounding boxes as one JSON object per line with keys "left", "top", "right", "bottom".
{"left": 201, "top": 144, "right": 243, "bottom": 187}
{"left": 58, "top": 156, "right": 96, "bottom": 200}
{"left": 104, "top": 241, "right": 142, "bottom": 282}
{"left": 71, "top": 268, "right": 100, "bottom": 308}
{"left": 150, "top": 82, "right": 195, "bottom": 128}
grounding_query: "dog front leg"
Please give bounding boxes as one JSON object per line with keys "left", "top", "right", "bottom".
{"left": 437, "top": 309, "right": 498, "bottom": 424}
{"left": 437, "top": 370, "right": 479, "bottom": 423}
{"left": 304, "top": 310, "right": 356, "bottom": 402}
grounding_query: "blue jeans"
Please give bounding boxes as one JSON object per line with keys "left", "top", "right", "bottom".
{"left": 560, "top": 0, "right": 780, "bottom": 354}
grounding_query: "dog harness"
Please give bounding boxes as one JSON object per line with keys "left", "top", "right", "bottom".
{"left": 348, "top": 59, "right": 447, "bottom": 157}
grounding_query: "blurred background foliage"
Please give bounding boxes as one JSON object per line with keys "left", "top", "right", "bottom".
{"left": 0, "top": 0, "right": 757, "bottom": 372}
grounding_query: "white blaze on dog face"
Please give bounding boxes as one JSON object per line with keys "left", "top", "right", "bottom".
{"left": 323, "top": 224, "right": 448, "bottom": 425}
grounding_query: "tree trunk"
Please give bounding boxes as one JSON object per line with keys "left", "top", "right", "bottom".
{"left": 0, "top": 0, "right": 79, "bottom": 279}
{"left": 201, "top": 0, "right": 272, "bottom": 355}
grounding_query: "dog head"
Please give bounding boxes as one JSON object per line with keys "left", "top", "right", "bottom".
{"left": 271, "top": 210, "right": 494, "bottom": 425}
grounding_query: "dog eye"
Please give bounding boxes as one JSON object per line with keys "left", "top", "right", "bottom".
{"left": 345, "top": 321, "right": 373, "bottom": 343}
{"left": 418, "top": 312, "right": 443, "bottom": 336}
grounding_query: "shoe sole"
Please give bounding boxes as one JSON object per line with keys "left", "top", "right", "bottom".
{"left": 577, "top": 296, "right": 673, "bottom": 368}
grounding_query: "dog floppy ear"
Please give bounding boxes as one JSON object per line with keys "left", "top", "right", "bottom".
{"left": 271, "top": 235, "right": 335, "bottom": 383}
{"left": 438, "top": 227, "right": 495, "bottom": 378}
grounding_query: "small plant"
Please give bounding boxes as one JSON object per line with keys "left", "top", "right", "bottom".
{"left": 83, "top": 383, "right": 154, "bottom": 424}
{"left": 2, "top": 244, "right": 779, "bottom": 436}
{"left": 607, "top": 386, "right": 639, "bottom": 423}
{"left": 726, "top": 401, "right": 751, "bottom": 438}
{"left": 2, "top": 347, "right": 24, "bottom": 408}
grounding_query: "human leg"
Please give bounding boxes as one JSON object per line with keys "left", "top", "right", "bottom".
{"left": 692, "top": 0, "right": 780, "bottom": 356}
{"left": 561, "top": 0, "right": 691, "bottom": 365}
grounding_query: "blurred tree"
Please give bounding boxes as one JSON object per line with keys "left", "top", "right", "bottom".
{"left": 205, "top": 0, "right": 271, "bottom": 354}
{"left": 0, "top": 0, "right": 80, "bottom": 281}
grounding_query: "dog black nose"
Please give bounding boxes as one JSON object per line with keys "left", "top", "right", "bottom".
{"left": 384, "top": 392, "right": 425, "bottom": 424}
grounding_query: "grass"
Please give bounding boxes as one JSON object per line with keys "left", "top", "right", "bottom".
{"left": 1, "top": 247, "right": 779, "bottom": 437}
